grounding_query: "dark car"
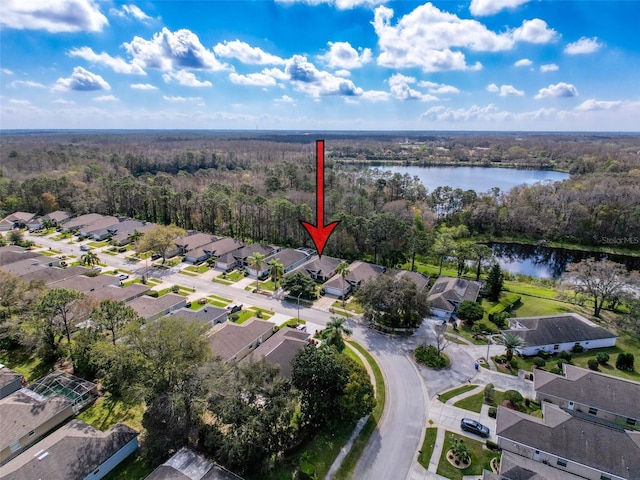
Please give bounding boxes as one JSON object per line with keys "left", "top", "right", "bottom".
{"left": 460, "top": 418, "right": 490, "bottom": 437}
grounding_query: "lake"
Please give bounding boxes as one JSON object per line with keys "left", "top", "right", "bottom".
{"left": 376, "top": 165, "right": 570, "bottom": 193}
{"left": 489, "top": 243, "right": 640, "bottom": 279}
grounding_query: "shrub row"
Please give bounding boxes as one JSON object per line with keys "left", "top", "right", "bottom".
{"left": 488, "top": 294, "right": 522, "bottom": 322}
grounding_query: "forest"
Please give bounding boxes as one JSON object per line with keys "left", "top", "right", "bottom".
{"left": 1, "top": 131, "right": 639, "bottom": 267}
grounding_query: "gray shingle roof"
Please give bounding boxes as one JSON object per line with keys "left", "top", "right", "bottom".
{"left": 146, "top": 448, "right": 244, "bottom": 480}
{"left": 126, "top": 293, "right": 186, "bottom": 319}
{"left": 86, "top": 284, "right": 151, "bottom": 303}
{"left": 502, "top": 313, "right": 616, "bottom": 347}
{"left": 264, "top": 248, "right": 310, "bottom": 270}
{"left": 0, "top": 419, "right": 138, "bottom": 480}
{"left": 206, "top": 318, "right": 274, "bottom": 362}
{"left": 248, "top": 327, "right": 310, "bottom": 378}
{"left": 497, "top": 403, "right": 640, "bottom": 479}
{"left": 324, "top": 261, "right": 385, "bottom": 290}
{"left": 427, "top": 276, "right": 481, "bottom": 313}
{"left": 48, "top": 274, "right": 120, "bottom": 293}
{"left": 535, "top": 364, "right": 640, "bottom": 420}
{"left": 60, "top": 213, "right": 106, "bottom": 230}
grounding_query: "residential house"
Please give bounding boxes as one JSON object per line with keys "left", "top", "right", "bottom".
{"left": 215, "top": 243, "right": 276, "bottom": 272}
{"left": 146, "top": 447, "right": 244, "bottom": 480}
{"left": 25, "top": 211, "right": 71, "bottom": 232}
{"left": 20, "top": 265, "right": 89, "bottom": 285}
{"left": 61, "top": 213, "right": 109, "bottom": 232}
{"left": 80, "top": 216, "right": 120, "bottom": 241}
{"left": 0, "top": 212, "right": 35, "bottom": 231}
{"left": 0, "top": 419, "right": 138, "bottom": 480}
{"left": 174, "top": 233, "right": 218, "bottom": 256}
{"left": 0, "top": 246, "right": 42, "bottom": 267}
{"left": 0, "top": 257, "right": 59, "bottom": 277}
{"left": 427, "top": 276, "right": 481, "bottom": 318}
{"left": 48, "top": 274, "right": 121, "bottom": 293}
{"left": 167, "top": 306, "right": 228, "bottom": 327}
{"left": 86, "top": 284, "right": 151, "bottom": 304}
{"left": 483, "top": 450, "right": 582, "bottom": 480}
{"left": 126, "top": 293, "right": 187, "bottom": 320}
{"left": 249, "top": 248, "right": 310, "bottom": 278}
{"left": 185, "top": 237, "right": 244, "bottom": 265}
{"left": 535, "top": 364, "right": 640, "bottom": 428}
{"left": 107, "top": 220, "right": 155, "bottom": 246}
{"left": 501, "top": 313, "right": 617, "bottom": 357}
{"left": 290, "top": 255, "right": 345, "bottom": 282}
{"left": 324, "top": 260, "right": 386, "bottom": 297}
{"left": 0, "top": 365, "right": 22, "bottom": 400}
{"left": 0, "top": 389, "right": 74, "bottom": 464}
{"left": 27, "top": 372, "right": 98, "bottom": 414}
{"left": 391, "top": 269, "right": 430, "bottom": 290}
{"left": 248, "top": 327, "right": 311, "bottom": 378}
{"left": 205, "top": 318, "right": 275, "bottom": 363}
{"left": 496, "top": 402, "right": 640, "bottom": 480}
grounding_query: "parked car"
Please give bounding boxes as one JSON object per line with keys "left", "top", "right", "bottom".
{"left": 80, "top": 245, "right": 90, "bottom": 251}
{"left": 151, "top": 253, "right": 162, "bottom": 260}
{"left": 460, "top": 418, "right": 490, "bottom": 437}
{"left": 117, "top": 273, "right": 129, "bottom": 281}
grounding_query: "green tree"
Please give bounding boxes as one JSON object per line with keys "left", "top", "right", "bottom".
{"left": 336, "top": 261, "right": 351, "bottom": 308}
{"left": 248, "top": 252, "right": 266, "bottom": 291}
{"left": 457, "top": 300, "right": 484, "bottom": 326}
{"left": 7, "top": 230, "right": 23, "bottom": 245}
{"left": 80, "top": 250, "right": 99, "bottom": 267}
{"left": 137, "top": 224, "right": 185, "bottom": 264}
{"left": 433, "top": 232, "right": 454, "bottom": 276}
{"left": 355, "top": 274, "right": 431, "bottom": 328}
{"left": 452, "top": 240, "right": 474, "bottom": 277}
{"left": 471, "top": 243, "right": 493, "bottom": 281}
{"left": 504, "top": 389, "right": 523, "bottom": 407}
{"left": 563, "top": 258, "right": 638, "bottom": 317}
{"left": 338, "top": 355, "right": 376, "bottom": 422}
{"left": 34, "top": 288, "right": 87, "bottom": 363}
{"left": 281, "top": 271, "right": 317, "bottom": 300}
{"left": 320, "top": 316, "right": 352, "bottom": 352}
{"left": 127, "top": 229, "right": 144, "bottom": 254}
{"left": 616, "top": 352, "right": 635, "bottom": 372}
{"left": 485, "top": 263, "right": 504, "bottom": 302}
{"left": 90, "top": 299, "right": 140, "bottom": 345}
{"left": 496, "top": 332, "right": 525, "bottom": 363}
{"left": 267, "top": 258, "right": 284, "bottom": 288}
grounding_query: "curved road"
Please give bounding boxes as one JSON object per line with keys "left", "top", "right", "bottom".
{"left": 27, "top": 233, "right": 429, "bottom": 480}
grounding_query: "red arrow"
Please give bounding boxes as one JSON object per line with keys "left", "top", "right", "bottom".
{"left": 300, "top": 140, "right": 340, "bottom": 258}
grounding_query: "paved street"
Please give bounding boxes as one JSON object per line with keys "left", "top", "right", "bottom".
{"left": 26, "top": 232, "right": 535, "bottom": 480}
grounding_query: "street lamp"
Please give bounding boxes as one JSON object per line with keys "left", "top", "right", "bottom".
{"left": 297, "top": 292, "right": 303, "bottom": 322}
{"left": 486, "top": 333, "right": 492, "bottom": 363}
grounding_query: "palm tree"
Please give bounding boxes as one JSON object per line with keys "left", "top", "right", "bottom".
{"left": 496, "top": 332, "right": 525, "bottom": 363}
{"left": 128, "top": 229, "right": 143, "bottom": 256}
{"left": 80, "top": 250, "right": 100, "bottom": 267}
{"left": 267, "top": 258, "right": 284, "bottom": 289}
{"left": 336, "top": 262, "right": 350, "bottom": 308}
{"left": 248, "top": 252, "right": 266, "bottom": 292}
{"left": 450, "top": 438, "right": 470, "bottom": 464}
{"left": 322, "top": 316, "right": 352, "bottom": 352}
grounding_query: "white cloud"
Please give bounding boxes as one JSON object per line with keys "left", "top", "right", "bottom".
{"left": 68, "top": 46, "right": 146, "bottom": 75}
{"left": 111, "top": 4, "right": 153, "bottom": 22}
{"left": 487, "top": 83, "right": 524, "bottom": 96}
{"left": 362, "top": 90, "right": 390, "bottom": 102}
{"left": 162, "top": 95, "right": 203, "bottom": 102}
{"left": 8, "top": 99, "right": 32, "bottom": 106}
{"left": 334, "top": 69, "right": 351, "bottom": 77}
{"left": 274, "top": 0, "right": 386, "bottom": 9}
{"left": 418, "top": 81, "right": 460, "bottom": 95}
{"left": 163, "top": 70, "right": 212, "bottom": 87}
{"left": 575, "top": 99, "right": 622, "bottom": 112}
{"left": 420, "top": 103, "right": 506, "bottom": 122}
{"left": 1, "top": 0, "right": 108, "bottom": 33}
{"left": 469, "top": 0, "right": 531, "bottom": 16}
{"left": 1, "top": 68, "right": 14, "bottom": 75}
{"left": 52, "top": 66, "right": 110, "bottom": 92}
{"left": 93, "top": 95, "right": 118, "bottom": 102}
{"left": 514, "top": 58, "right": 532, "bottom": 67}
{"left": 229, "top": 71, "right": 278, "bottom": 87}
{"left": 53, "top": 98, "right": 76, "bottom": 104}
{"left": 540, "top": 63, "right": 559, "bottom": 72}
{"left": 124, "top": 28, "right": 228, "bottom": 72}
{"left": 318, "top": 42, "right": 372, "bottom": 69}
{"left": 564, "top": 37, "right": 602, "bottom": 55}
{"left": 213, "top": 40, "right": 285, "bottom": 65}
{"left": 535, "top": 82, "right": 578, "bottom": 99}
{"left": 285, "top": 55, "right": 363, "bottom": 97}
{"left": 388, "top": 74, "right": 438, "bottom": 101}
{"left": 130, "top": 83, "right": 157, "bottom": 90}
{"left": 512, "top": 19, "right": 558, "bottom": 44}
{"left": 276, "top": 95, "right": 295, "bottom": 104}
{"left": 10, "top": 80, "right": 46, "bottom": 88}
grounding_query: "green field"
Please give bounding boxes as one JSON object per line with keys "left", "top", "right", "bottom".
{"left": 437, "top": 432, "right": 500, "bottom": 480}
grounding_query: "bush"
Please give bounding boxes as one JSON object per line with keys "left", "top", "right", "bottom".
{"left": 537, "top": 350, "right": 550, "bottom": 360}
{"left": 484, "top": 383, "right": 495, "bottom": 402}
{"left": 616, "top": 353, "right": 635, "bottom": 372}
{"left": 572, "top": 344, "right": 584, "bottom": 353}
{"left": 230, "top": 313, "right": 240, "bottom": 322}
{"left": 587, "top": 358, "right": 599, "bottom": 371}
{"left": 485, "top": 439, "right": 500, "bottom": 451}
{"left": 457, "top": 300, "right": 484, "bottom": 325}
{"left": 549, "top": 367, "right": 563, "bottom": 375}
{"left": 492, "top": 311, "right": 510, "bottom": 329}
{"left": 558, "top": 350, "right": 572, "bottom": 362}
{"left": 509, "top": 358, "right": 519, "bottom": 369}
{"left": 596, "top": 352, "right": 610, "bottom": 365}
{"left": 147, "top": 290, "right": 159, "bottom": 298}
{"left": 256, "top": 310, "right": 263, "bottom": 319}
{"left": 488, "top": 407, "right": 497, "bottom": 418}
{"left": 532, "top": 357, "right": 546, "bottom": 368}
{"left": 556, "top": 358, "right": 569, "bottom": 369}
{"left": 504, "top": 390, "right": 523, "bottom": 406}
{"left": 488, "top": 294, "right": 522, "bottom": 322}
{"left": 414, "top": 345, "right": 448, "bottom": 368}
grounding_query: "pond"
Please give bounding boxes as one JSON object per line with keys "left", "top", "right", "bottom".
{"left": 375, "top": 165, "right": 570, "bottom": 193}
{"left": 489, "top": 242, "right": 640, "bottom": 279}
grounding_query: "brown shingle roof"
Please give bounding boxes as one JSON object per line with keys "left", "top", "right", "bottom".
{"left": 126, "top": 293, "right": 186, "bottom": 319}
{"left": 206, "top": 318, "right": 274, "bottom": 362}
{"left": 86, "top": 284, "right": 151, "bottom": 303}
{"left": 248, "top": 327, "right": 310, "bottom": 377}
{"left": 264, "top": 248, "right": 310, "bottom": 270}
{"left": 427, "top": 276, "right": 480, "bottom": 312}
{"left": 48, "top": 274, "right": 120, "bottom": 293}
{"left": 324, "top": 261, "right": 385, "bottom": 290}
{"left": 20, "top": 265, "right": 89, "bottom": 285}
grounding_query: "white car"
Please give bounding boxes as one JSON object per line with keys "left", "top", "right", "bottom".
{"left": 117, "top": 273, "right": 129, "bottom": 281}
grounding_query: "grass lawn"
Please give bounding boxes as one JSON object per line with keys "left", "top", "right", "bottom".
{"left": 88, "top": 240, "right": 109, "bottom": 247}
{"left": 248, "top": 307, "right": 274, "bottom": 320}
{"left": 417, "top": 428, "right": 438, "bottom": 469}
{"left": 208, "top": 300, "right": 230, "bottom": 308}
{"left": 188, "top": 301, "right": 206, "bottom": 310}
{"left": 343, "top": 344, "right": 366, "bottom": 369}
{"left": 0, "top": 347, "right": 53, "bottom": 382}
{"left": 231, "top": 309, "right": 257, "bottom": 324}
{"left": 224, "top": 270, "right": 246, "bottom": 282}
{"left": 454, "top": 389, "right": 541, "bottom": 415}
{"left": 437, "top": 384, "right": 479, "bottom": 404}
{"left": 77, "top": 393, "right": 145, "bottom": 432}
{"left": 208, "top": 294, "right": 232, "bottom": 303}
{"left": 281, "top": 318, "right": 307, "bottom": 328}
{"left": 328, "top": 306, "right": 354, "bottom": 318}
{"left": 184, "top": 264, "right": 209, "bottom": 274}
{"left": 332, "top": 300, "right": 364, "bottom": 314}
{"left": 212, "top": 277, "right": 233, "bottom": 286}
{"left": 437, "top": 431, "right": 499, "bottom": 480}
{"left": 178, "top": 270, "right": 199, "bottom": 277}
{"left": 103, "top": 452, "right": 153, "bottom": 480}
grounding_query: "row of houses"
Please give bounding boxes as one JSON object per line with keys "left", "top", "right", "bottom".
{"left": 487, "top": 363, "right": 640, "bottom": 480}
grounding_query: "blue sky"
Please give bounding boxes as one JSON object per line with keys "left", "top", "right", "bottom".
{"left": 1, "top": 0, "right": 638, "bottom": 131}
